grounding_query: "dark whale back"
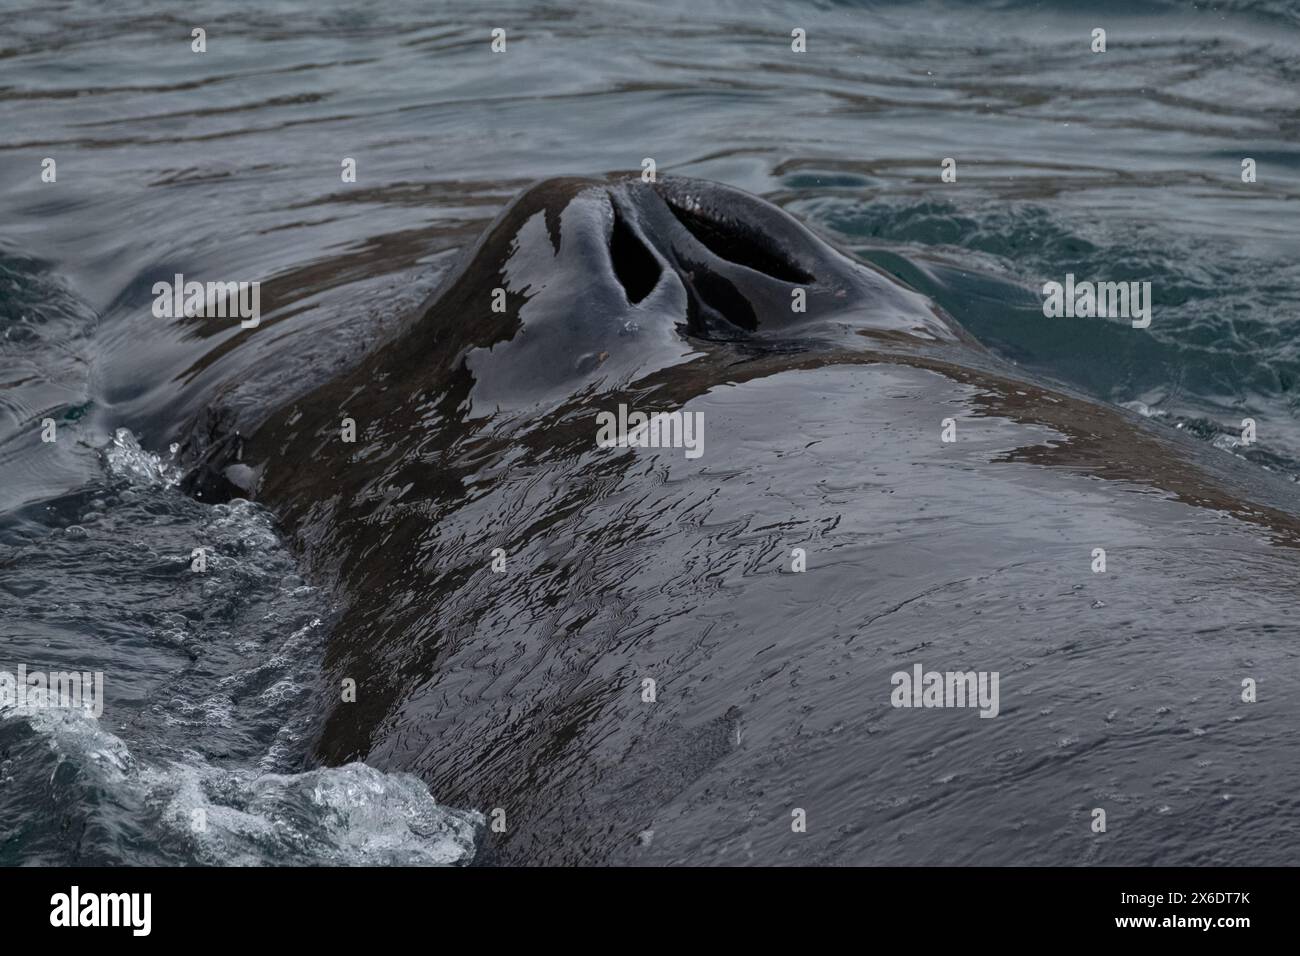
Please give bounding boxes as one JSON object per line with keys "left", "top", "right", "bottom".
{"left": 174, "top": 176, "right": 1300, "bottom": 865}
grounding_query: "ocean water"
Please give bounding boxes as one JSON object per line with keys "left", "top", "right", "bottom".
{"left": 1, "top": 0, "right": 1299, "bottom": 865}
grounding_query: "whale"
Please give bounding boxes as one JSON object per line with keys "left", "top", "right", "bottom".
{"left": 173, "top": 175, "right": 1300, "bottom": 865}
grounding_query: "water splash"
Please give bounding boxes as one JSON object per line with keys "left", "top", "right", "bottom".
{"left": 103, "top": 427, "right": 180, "bottom": 489}
{"left": 8, "top": 703, "right": 482, "bottom": 866}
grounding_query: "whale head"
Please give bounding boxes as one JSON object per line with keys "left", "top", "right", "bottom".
{"left": 179, "top": 175, "right": 964, "bottom": 501}
{"left": 404, "top": 174, "right": 960, "bottom": 415}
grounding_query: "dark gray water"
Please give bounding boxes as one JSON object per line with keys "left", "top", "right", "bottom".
{"left": 1, "top": 0, "right": 1299, "bottom": 865}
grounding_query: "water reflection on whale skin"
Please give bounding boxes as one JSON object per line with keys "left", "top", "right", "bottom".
{"left": 178, "top": 177, "right": 1300, "bottom": 866}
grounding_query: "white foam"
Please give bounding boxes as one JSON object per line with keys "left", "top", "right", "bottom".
{"left": 5, "top": 681, "right": 481, "bottom": 867}
{"left": 103, "top": 427, "right": 181, "bottom": 488}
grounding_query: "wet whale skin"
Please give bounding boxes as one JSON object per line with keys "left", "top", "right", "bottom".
{"left": 179, "top": 176, "right": 1300, "bottom": 866}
